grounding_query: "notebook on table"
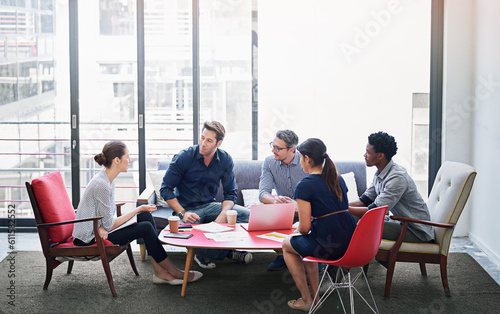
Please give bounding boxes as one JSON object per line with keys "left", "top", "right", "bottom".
{"left": 241, "top": 203, "right": 295, "bottom": 231}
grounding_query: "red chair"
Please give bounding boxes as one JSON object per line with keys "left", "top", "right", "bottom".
{"left": 303, "top": 206, "right": 387, "bottom": 314}
{"left": 26, "top": 171, "right": 139, "bottom": 297}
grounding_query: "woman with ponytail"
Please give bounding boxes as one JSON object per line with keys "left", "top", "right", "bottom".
{"left": 73, "top": 141, "right": 202, "bottom": 285}
{"left": 282, "top": 138, "right": 356, "bottom": 311}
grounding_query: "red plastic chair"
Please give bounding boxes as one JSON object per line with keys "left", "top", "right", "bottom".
{"left": 303, "top": 206, "right": 387, "bottom": 314}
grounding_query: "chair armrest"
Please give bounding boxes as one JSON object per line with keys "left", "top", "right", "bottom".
{"left": 137, "top": 186, "right": 156, "bottom": 206}
{"left": 37, "top": 216, "right": 104, "bottom": 228}
{"left": 116, "top": 202, "right": 125, "bottom": 216}
{"left": 390, "top": 215, "right": 455, "bottom": 229}
{"left": 385, "top": 215, "right": 453, "bottom": 256}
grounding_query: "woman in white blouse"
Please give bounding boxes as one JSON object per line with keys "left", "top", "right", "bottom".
{"left": 73, "top": 141, "right": 202, "bottom": 285}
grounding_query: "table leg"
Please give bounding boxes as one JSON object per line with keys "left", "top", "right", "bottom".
{"left": 181, "top": 248, "right": 195, "bottom": 297}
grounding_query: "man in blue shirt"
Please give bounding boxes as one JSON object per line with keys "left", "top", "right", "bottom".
{"left": 160, "top": 121, "right": 252, "bottom": 269}
{"left": 349, "top": 131, "right": 434, "bottom": 243}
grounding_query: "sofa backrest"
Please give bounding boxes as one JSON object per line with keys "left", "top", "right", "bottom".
{"left": 335, "top": 161, "right": 367, "bottom": 197}
{"left": 158, "top": 159, "right": 366, "bottom": 206}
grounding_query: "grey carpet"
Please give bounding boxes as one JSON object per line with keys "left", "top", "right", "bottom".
{"left": 1, "top": 251, "right": 499, "bottom": 313}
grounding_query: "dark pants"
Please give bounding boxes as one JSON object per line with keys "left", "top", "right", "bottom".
{"left": 73, "top": 212, "right": 168, "bottom": 263}
{"left": 382, "top": 220, "right": 429, "bottom": 243}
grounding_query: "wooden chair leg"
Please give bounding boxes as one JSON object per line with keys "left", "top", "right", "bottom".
{"left": 126, "top": 245, "right": 140, "bottom": 276}
{"left": 96, "top": 238, "right": 118, "bottom": 297}
{"left": 67, "top": 260, "right": 74, "bottom": 274}
{"left": 440, "top": 255, "right": 451, "bottom": 297}
{"left": 419, "top": 262, "right": 427, "bottom": 276}
{"left": 384, "top": 263, "right": 395, "bottom": 298}
{"left": 140, "top": 243, "right": 146, "bottom": 261}
{"left": 43, "top": 258, "right": 54, "bottom": 290}
{"left": 384, "top": 253, "right": 398, "bottom": 298}
{"left": 99, "top": 254, "right": 117, "bottom": 297}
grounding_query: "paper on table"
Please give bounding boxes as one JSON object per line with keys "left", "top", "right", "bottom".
{"left": 192, "top": 222, "right": 234, "bottom": 233}
{"left": 204, "top": 232, "right": 246, "bottom": 242}
{"left": 110, "top": 215, "right": 137, "bottom": 233}
{"left": 256, "top": 232, "right": 290, "bottom": 242}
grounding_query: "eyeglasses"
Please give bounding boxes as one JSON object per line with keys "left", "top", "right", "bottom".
{"left": 269, "top": 142, "right": 290, "bottom": 152}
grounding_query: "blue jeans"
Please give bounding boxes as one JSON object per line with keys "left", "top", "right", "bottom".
{"left": 182, "top": 202, "right": 250, "bottom": 260}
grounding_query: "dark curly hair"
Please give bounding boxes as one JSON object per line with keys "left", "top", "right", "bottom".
{"left": 368, "top": 132, "right": 398, "bottom": 161}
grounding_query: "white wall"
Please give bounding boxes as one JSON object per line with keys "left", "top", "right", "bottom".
{"left": 469, "top": 0, "right": 500, "bottom": 265}
{"left": 444, "top": 0, "right": 500, "bottom": 264}
{"left": 442, "top": 0, "right": 475, "bottom": 236}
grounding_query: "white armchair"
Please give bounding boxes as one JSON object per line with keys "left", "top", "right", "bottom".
{"left": 375, "top": 161, "right": 477, "bottom": 298}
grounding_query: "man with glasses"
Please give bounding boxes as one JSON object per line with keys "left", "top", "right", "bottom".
{"left": 259, "top": 129, "right": 308, "bottom": 270}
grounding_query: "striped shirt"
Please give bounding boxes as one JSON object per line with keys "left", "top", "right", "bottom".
{"left": 73, "top": 170, "right": 116, "bottom": 243}
{"left": 259, "top": 152, "right": 308, "bottom": 201}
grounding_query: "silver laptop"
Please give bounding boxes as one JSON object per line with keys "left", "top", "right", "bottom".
{"left": 241, "top": 203, "right": 295, "bottom": 231}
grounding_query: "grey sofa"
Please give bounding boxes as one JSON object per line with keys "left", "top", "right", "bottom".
{"left": 137, "top": 160, "right": 367, "bottom": 224}
{"left": 136, "top": 159, "right": 367, "bottom": 259}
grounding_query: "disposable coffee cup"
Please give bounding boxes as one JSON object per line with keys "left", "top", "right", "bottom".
{"left": 168, "top": 216, "right": 180, "bottom": 233}
{"left": 227, "top": 210, "right": 237, "bottom": 227}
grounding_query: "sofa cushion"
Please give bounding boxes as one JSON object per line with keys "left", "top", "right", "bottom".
{"left": 31, "top": 172, "right": 75, "bottom": 244}
{"left": 147, "top": 170, "right": 168, "bottom": 207}
{"left": 379, "top": 239, "right": 440, "bottom": 254}
{"left": 341, "top": 172, "right": 360, "bottom": 202}
{"left": 335, "top": 162, "right": 367, "bottom": 197}
{"left": 241, "top": 189, "right": 260, "bottom": 207}
{"left": 242, "top": 188, "right": 278, "bottom": 207}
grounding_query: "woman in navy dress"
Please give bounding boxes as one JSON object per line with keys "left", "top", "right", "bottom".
{"left": 282, "top": 138, "right": 356, "bottom": 311}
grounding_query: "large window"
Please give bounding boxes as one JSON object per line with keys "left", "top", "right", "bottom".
{"left": 144, "top": 0, "right": 194, "bottom": 169}
{"left": 0, "top": 0, "right": 70, "bottom": 219}
{"left": 143, "top": 0, "right": 253, "bottom": 170}
{"left": 199, "top": 0, "right": 252, "bottom": 159}
{"left": 0, "top": 0, "right": 439, "bottom": 222}
{"left": 78, "top": 0, "right": 139, "bottom": 205}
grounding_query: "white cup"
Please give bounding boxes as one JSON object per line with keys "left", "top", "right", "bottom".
{"left": 168, "top": 216, "right": 180, "bottom": 233}
{"left": 227, "top": 210, "right": 237, "bottom": 227}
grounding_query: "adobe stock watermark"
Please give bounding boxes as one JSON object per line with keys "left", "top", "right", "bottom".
{"left": 235, "top": 106, "right": 296, "bottom": 157}
{"left": 251, "top": 269, "right": 297, "bottom": 313}
{"left": 340, "top": 0, "right": 403, "bottom": 64}
{"left": 6, "top": 204, "right": 17, "bottom": 307}
{"left": 250, "top": 234, "right": 345, "bottom": 313}
{"left": 446, "top": 74, "right": 500, "bottom": 131}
